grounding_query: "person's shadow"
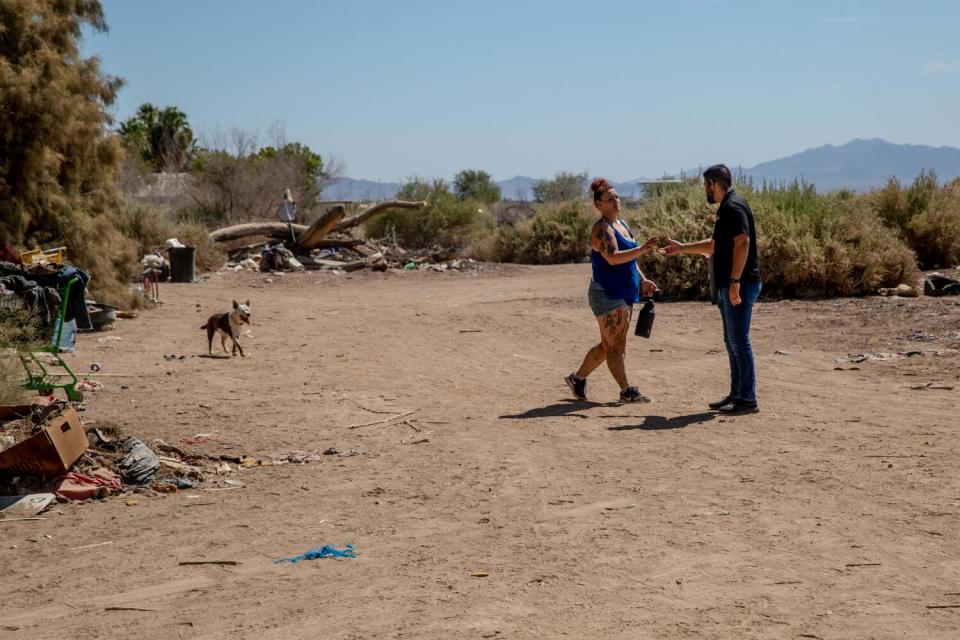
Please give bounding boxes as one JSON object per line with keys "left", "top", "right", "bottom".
{"left": 500, "top": 399, "right": 619, "bottom": 420}
{"left": 608, "top": 412, "right": 716, "bottom": 431}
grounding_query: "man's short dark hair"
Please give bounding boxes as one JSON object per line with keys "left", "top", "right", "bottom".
{"left": 702, "top": 164, "right": 732, "bottom": 190}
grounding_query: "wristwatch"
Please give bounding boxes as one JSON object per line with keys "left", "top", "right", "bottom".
{"left": 729, "top": 277, "right": 740, "bottom": 283}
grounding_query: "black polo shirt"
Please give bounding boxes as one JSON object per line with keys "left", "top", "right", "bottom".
{"left": 712, "top": 189, "right": 760, "bottom": 288}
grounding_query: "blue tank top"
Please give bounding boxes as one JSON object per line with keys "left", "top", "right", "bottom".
{"left": 590, "top": 220, "right": 640, "bottom": 305}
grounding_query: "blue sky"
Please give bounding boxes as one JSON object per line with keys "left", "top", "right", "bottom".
{"left": 83, "top": 0, "right": 960, "bottom": 182}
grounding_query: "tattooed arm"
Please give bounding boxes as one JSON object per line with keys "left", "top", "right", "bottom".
{"left": 591, "top": 222, "right": 653, "bottom": 266}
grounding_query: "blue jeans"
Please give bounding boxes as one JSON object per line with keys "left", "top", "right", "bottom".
{"left": 718, "top": 280, "right": 762, "bottom": 403}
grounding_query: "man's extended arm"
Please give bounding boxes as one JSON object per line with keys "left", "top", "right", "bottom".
{"left": 659, "top": 238, "right": 714, "bottom": 257}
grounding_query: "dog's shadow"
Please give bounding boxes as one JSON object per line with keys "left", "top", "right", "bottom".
{"left": 608, "top": 412, "right": 716, "bottom": 431}
{"left": 197, "top": 354, "right": 232, "bottom": 360}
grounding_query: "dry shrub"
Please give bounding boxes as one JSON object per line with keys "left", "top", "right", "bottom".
{"left": 365, "top": 180, "right": 487, "bottom": 249}
{"left": 470, "top": 201, "right": 593, "bottom": 264}
{"left": 0, "top": 309, "right": 41, "bottom": 405}
{"left": 905, "top": 181, "right": 960, "bottom": 269}
{"left": 170, "top": 219, "right": 226, "bottom": 273}
{"left": 632, "top": 182, "right": 919, "bottom": 300}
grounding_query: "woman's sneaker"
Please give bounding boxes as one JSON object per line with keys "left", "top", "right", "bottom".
{"left": 565, "top": 373, "right": 587, "bottom": 400}
{"left": 619, "top": 386, "right": 651, "bottom": 404}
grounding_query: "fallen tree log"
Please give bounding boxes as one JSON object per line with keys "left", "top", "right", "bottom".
{"left": 332, "top": 200, "right": 427, "bottom": 233}
{"left": 209, "top": 200, "right": 427, "bottom": 245}
{"left": 296, "top": 205, "right": 346, "bottom": 250}
{"left": 311, "top": 238, "right": 365, "bottom": 248}
{"left": 209, "top": 222, "right": 307, "bottom": 244}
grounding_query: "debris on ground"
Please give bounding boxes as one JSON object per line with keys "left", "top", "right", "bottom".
{"left": 272, "top": 450, "right": 323, "bottom": 465}
{"left": 924, "top": 274, "right": 960, "bottom": 297}
{"left": 879, "top": 284, "right": 919, "bottom": 297}
{"left": 208, "top": 199, "right": 484, "bottom": 275}
{"left": 274, "top": 543, "right": 356, "bottom": 563}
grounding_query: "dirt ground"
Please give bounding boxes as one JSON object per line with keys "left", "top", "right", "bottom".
{"left": 2, "top": 264, "right": 960, "bottom": 640}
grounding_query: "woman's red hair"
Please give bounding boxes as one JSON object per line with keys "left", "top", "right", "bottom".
{"left": 590, "top": 177, "right": 612, "bottom": 201}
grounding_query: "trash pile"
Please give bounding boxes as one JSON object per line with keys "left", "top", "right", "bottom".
{"left": 0, "top": 402, "right": 341, "bottom": 518}
{"left": 225, "top": 240, "right": 484, "bottom": 274}
{"left": 210, "top": 199, "right": 484, "bottom": 274}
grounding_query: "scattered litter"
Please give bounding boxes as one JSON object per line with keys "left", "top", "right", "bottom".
{"left": 0, "top": 493, "right": 56, "bottom": 518}
{"left": 471, "top": 572, "right": 490, "bottom": 578}
{"left": 924, "top": 274, "right": 960, "bottom": 297}
{"left": 75, "top": 379, "right": 104, "bottom": 393}
{"left": 774, "top": 350, "right": 793, "bottom": 356}
{"left": 181, "top": 433, "right": 223, "bottom": 445}
{"left": 910, "top": 382, "right": 955, "bottom": 391}
{"left": 323, "top": 447, "right": 358, "bottom": 457}
{"left": 834, "top": 353, "right": 899, "bottom": 364}
{"left": 55, "top": 468, "right": 121, "bottom": 500}
{"left": 879, "top": 284, "right": 919, "bottom": 297}
{"left": 179, "top": 560, "right": 240, "bottom": 566}
{"left": 66, "top": 541, "right": 113, "bottom": 552}
{"left": 272, "top": 451, "right": 322, "bottom": 464}
{"left": 349, "top": 409, "right": 419, "bottom": 429}
{"left": 401, "top": 438, "right": 430, "bottom": 445}
{"left": 117, "top": 438, "right": 160, "bottom": 485}
{"left": 125, "top": 500, "right": 138, "bottom": 507}
{"left": 274, "top": 544, "right": 356, "bottom": 564}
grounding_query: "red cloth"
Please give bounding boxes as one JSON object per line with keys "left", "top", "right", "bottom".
{"left": 55, "top": 468, "right": 122, "bottom": 501}
{"left": 0, "top": 242, "right": 20, "bottom": 265}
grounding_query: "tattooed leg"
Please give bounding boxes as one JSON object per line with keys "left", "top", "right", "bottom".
{"left": 601, "top": 306, "right": 631, "bottom": 391}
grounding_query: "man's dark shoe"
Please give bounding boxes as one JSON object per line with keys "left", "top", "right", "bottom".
{"left": 709, "top": 395, "right": 734, "bottom": 410}
{"left": 718, "top": 400, "right": 759, "bottom": 415}
{"left": 619, "top": 386, "right": 651, "bottom": 404}
{"left": 565, "top": 373, "right": 587, "bottom": 401}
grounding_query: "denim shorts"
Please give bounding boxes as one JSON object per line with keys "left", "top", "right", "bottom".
{"left": 588, "top": 280, "right": 630, "bottom": 317}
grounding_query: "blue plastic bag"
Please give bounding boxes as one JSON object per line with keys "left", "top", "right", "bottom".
{"left": 274, "top": 544, "right": 356, "bottom": 564}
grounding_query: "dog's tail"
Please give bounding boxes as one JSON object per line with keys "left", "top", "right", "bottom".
{"left": 200, "top": 321, "right": 209, "bottom": 330}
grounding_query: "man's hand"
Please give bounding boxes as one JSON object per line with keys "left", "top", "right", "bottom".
{"left": 728, "top": 282, "right": 741, "bottom": 306}
{"left": 658, "top": 238, "right": 684, "bottom": 256}
{"left": 641, "top": 279, "right": 659, "bottom": 299}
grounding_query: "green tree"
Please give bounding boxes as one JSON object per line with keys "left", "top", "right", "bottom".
{"left": 395, "top": 177, "right": 436, "bottom": 202}
{"left": 0, "top": 0, "right": 137, "bottom": 303}
{"left": 453, "top": 169, "right": 501, "bottom": 204}
{"left": 187, "top": 136, "right": 331, "bottom": 224}
{"left": 532, "top": 171, "right": 588, "bottom": 203}
{"left": 119, "top": 103, "right": 196, "bottom": 172}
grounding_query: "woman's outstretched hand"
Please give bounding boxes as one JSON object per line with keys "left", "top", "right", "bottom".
{"left": 658, "top": 238, "right": 684, "bottom": 256}
{"left": 640, "top": 237, "right": 660, "bottom": 253}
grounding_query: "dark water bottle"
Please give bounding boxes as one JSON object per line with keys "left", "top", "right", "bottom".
{"left": 634, "top": 299, "right": 655, "bottom": 338}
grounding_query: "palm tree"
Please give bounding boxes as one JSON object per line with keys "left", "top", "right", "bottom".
{"left": 119, "top": 103, "right": 196, "bottom": 172}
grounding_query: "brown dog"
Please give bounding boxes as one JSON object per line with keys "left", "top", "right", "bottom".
{"left": 201, "top": 300, "right": 251, "bottom": 357}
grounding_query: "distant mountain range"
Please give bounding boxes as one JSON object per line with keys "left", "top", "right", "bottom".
{"left": 322, "top": 139, "right": 960, "bottom": 200}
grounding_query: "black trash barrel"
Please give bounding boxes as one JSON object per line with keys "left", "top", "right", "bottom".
{"left": 168, "top": 246, "right": 196, "bottom": 283}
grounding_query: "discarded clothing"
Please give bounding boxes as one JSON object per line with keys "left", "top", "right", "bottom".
{"left": 117, "top": 438, "right": 160, "bottom": 485}
{"left": 55, "top": 468, "right": 121, "bottom": 500}
{"left": 0, "top": 262, "right": 92, "bottom": 329}
{"left": 274, "top": 544, "right": 356, "bottom": 564}
{"left": 925, "top": 275, "right": 960, "bottom": 297}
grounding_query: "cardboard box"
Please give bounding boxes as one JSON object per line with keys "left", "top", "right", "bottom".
{"left": 0, "top": 407, "right": 87, "bottom": 477}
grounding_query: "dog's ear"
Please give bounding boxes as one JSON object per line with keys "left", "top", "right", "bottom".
{"left": 232, "top": 300, "right": 238, "bottom": 309}
{"left": 245, "top": 300, "right": 250, "bottom": 307}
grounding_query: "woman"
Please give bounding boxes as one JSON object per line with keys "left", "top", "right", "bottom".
{"left": 565, "top": 178, "right": 659, "bottom": 403}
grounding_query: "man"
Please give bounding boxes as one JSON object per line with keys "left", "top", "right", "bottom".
{"left": 660, "top": 164, "right": 762, "bottom": 415}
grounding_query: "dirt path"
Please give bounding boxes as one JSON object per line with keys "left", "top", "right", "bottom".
{"left": 2, "top": 264, "right": 959, "bottom": 639}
